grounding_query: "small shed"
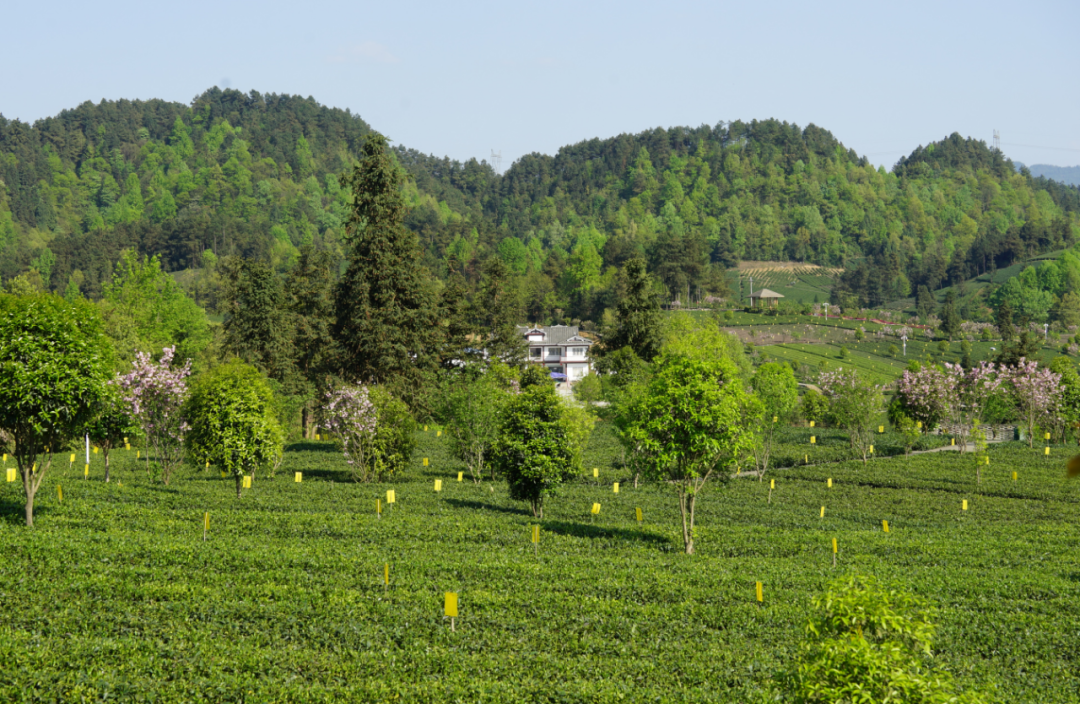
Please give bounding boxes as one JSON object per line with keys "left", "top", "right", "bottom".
{"left": 749, "top": 288, "right": 784, "bottom": 308}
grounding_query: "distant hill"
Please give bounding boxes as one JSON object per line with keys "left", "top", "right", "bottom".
{"left": 1027, "top": 164, "right": 1080, "bottom": 187}
{"left": 1, "top": 93, "right": 1079, "bottom": 326}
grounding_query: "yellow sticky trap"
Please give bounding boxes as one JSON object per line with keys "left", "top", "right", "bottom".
{"left": 434, "top": 479, "right": 442, "bottom": 492}
{"left": 206, "top": 461, "right": 209, "bottom": 469}
{"left": 294, "top": 472, "right": 302, "bottom": 483}
{"left": 805, "top": 454, "right": 808, "bottom": 464}
{"left": 6, "top": 467, "right": 15, "bottom": 482}
{"left": 69, "top": 453, "right": 75, "bottom": 463}
{"left": 457, "top": 472, "right": 463, "bottom": 482}
{"left": 423, "top": 458, "right": 429, "bottom": 467}
{"left": 444, "top": 592, "right": 458, "bottom": 617}
{"left": 916, "top": 421, "right": 923, "bottom": 429}
{"left": 437, "top": 430, "right": 442, "bottom": 437}
{"left": 985, "top": 456, "right": 990, "bottom": 465}
{"left": 592, "top": 467, "right": 598, "bottom": 478}
{"left": 57, "top": 485, "right": 62, "bottom": 502}
{"left": 376, "top": 498, "right": 382, "bottom": 514}
{"left": 2, "top": 453, "right": 6, "bottom": 462}
{"left": 827, "top": 478, "right": 832, "bottom": 488}
{"left": 1012, "top": 471, "right": 1017, "bottom": 481}
{"left": 810, "top": 420, "right": 815, "bottom": 428}
{"left": 770, "top": 479, "right": 775, "bottom": 489}
{"left": 613, "top": 482, "right": 619, "bottom": 494}
{"left": 878, "top": 425, "right": 884, "bottom": 433}
{"left": 204, "top": 512, "right": 210, "bottom": 530}
{"left": 125, "top": 444, "right": 130, "bottom": 451}
{"left": 137, "top": 451, "right": 140, "bottom": 459}
{"left": 635, "top": 507, "right": 642, "bottom": 522}
{"left": 1045, "top": 447, "right": 1050, "bottom": 456}
{"left": 756, "top": 581, "right": 763, "bottom": 602}
{"left": 384, "top": 563, "right": 389, "bottom": 585}
{"left": 124, "top": 437, "right": 128, "bottom": 444}
{"left": 869, "top": 445, "right": 874, "bottom": 454}
{"left": 810, "top": 436, "right": 816, "bottom": 444}
{"left": 951, "top": 438, "right": 955, "bottom": 446}
{"left": 93, "top": 447, "right": 98, "bottom": 454}
{"left": 820, "top": 506, "right": 825, "bottom": 518}
{"left": 243, "top": 476, "right": 252, "bottom": 489}
{"left": 832, "top": 538, "right": 838, "bottom": 553}
{"left": 773, "top": 416, "right": 777, "bottom": 423}
{"left": 591, "top": 502, "right": 600, "bottom": 515}
{"left": 882, "top": 520, "right": 889, "bottom": 533}
{"left": 1045, "top": 432, "right": 1051, "bottom": 440}
{"left": 220, "top": 471, "right": 227, "bottom": 478}
{"left": 532, "top": 525, "right": 540, "bottom": 544}
{"left": 315, "top": 434, "right": 321, "bottom": 441}
{"left": 424, "top": 426, "right": 428, "bottom": 432}
{"left": 83, "top": 464, "right": 88, "bottom": 477}
{"left": 387, "top": 490, "right": 396, "bottom": 504}
{"left": 962, "top": 499, "right": 968, "bottom": 511}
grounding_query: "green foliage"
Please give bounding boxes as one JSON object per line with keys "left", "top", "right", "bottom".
{"left": 798, "top": 388, "right": 829, "bottom": 425}
{"left": 751, "top": 362, "right": 799, "bottom": 477}
{"left": 85, "top": 381, "right": 140, "bottom": 481}
{"left": 367, "top": 386, "right": 418, "bottom": 481}
{"left": 221, "top": 256, "right": 296, "bottom": 386}
{"left": 621, "top": 351, "right": 756, "bottom": 553}
{"left": 781, "top": 574, "right": 989, "bottom": 704}
{"left": 572, "top": 373, "right": 602, "bottom": 408}
{"left": 186, "top": 361, "right": 284, "bottom": 494}
{"left": 333, "top": 132, "right": 437, "bottom": 409}
{"left": 98, "top": 250, "right": 212, "bottom": 371}
{"left": 492, "top": 380, "right": 573, "bottom": 517}
{"left": 0, "top": 293, "right": 112, "bottom": 524}
{"left": 604, "top": 257, "right": 662, "bottom": 361}
{"left": 441, "top": 367, "right": 512, "bottom": 482}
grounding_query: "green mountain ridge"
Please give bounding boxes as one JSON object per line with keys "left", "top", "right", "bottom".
{"left": 1, "top": 88, "right": 1078, "bottom": 325}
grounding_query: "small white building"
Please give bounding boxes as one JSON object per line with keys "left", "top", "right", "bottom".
{"left": 518, "top": 325, "right": 593, "bottom": 382}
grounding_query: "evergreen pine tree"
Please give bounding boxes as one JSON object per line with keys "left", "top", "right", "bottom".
{"left": 474, "top": 257, "right": 526, "bottom": 365}
{"left": 333, "top": 133, "right": 437, "bottom": 403}
{"left": 605, "top": 257, "right": 662, "bottom": 361}
{"left": 222, "top": 256, "right": 296, "bottom": 386}
{"left": 285, "top": 245, "right": 337, "bottom": 436}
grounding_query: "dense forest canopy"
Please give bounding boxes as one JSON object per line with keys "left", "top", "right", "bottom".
{"left": 1, "top": 88, "right": 1078, "bottom": 324}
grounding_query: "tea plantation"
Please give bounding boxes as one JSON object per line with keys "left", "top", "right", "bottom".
{"left": 1, "top": 426, "right": 1078, "bottom": 702}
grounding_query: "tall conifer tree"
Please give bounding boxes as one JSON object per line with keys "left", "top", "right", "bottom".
{"left": 333, "top": 133, "right": 436, "bottom": 403}
{"left": 605, "top": 257, "right": 662, "bottom": 361}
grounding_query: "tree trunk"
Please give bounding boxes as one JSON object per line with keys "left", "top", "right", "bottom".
{"left": 24, "top": 483, "right": 35, "bottom": 527}
{"left": 678, "top": 483, "right": 694, "bottom": 554}
{"left": 104, "top": 449, "right": 111, "bottom": 482}
{"left": 235, "top": 474, "right": 242, "bottom": 498}
{"left": 302, "top": 405, "right": 310, "bottom": 439}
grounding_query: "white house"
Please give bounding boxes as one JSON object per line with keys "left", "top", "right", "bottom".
{"left": 518, "top": 325, "right": 593, "bottom": 382}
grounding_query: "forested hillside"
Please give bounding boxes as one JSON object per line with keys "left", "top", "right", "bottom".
{"left": 1, "top": 88, "right": 1078, "bottom": 324}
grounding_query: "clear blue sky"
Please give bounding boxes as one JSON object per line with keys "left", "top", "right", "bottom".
{"left": 3, "top": 0, "right": 1077, "bottom": 171}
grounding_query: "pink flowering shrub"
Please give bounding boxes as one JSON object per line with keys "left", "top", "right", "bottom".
{"left": 1006, "top": 358, "right": 1063, "bottom": 447}
{"left": 321, "top": 384, "right": 416, "bottom": 481}
{"left": 896, "top": 362, "right": 1003, "bottom": 451}
{"left": 117, "top": 346, "right": 191, "bottom": 484}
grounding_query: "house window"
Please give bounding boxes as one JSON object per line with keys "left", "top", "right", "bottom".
{"left": 546, "top": 347, "right": 561, "bottom": 357}
{"left": 570, "top": 347, "right": 586, "bottom": 357}
{"left": 530, "top": 347, "right": 542, "bottom": 358}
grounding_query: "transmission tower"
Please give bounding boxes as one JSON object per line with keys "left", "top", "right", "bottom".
{"left": 993, "top": 130, "right": 1000, "bottom": 151}
{"left": 490, "top": 150, "right": 503, "bottom": 175}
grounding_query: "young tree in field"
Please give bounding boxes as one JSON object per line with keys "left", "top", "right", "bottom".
{"left": 117, "top": 346, "right": 192, "bottom": 484}
{"left": 1006, "top": 358, "right": 1063, "bottom": 447}
{"left": 333, "top": 132, "right": 437, "bottom": 407}
{"left": 751, "top": 362, "right": 799, "bottom": 480}
{"left": 320, "top": 384, "right": 417, "bottom": 482}
{"left": 622, "top": 353, "right": 756, "bottom": 554}
{"left": 442, "top": 366, "right": 513, "bottom": 482}
{"left": 0, "top": 294, "right": 111, "bottom": 526}
{"left": 491, "top": 370, "right": 573, "bottom": 517}
{"left": 86, "top": 381, "right": 139, "bottom": 482}
{"left": 186, "top": 361, "right": 284, "bottom": 497}
{"left": 780, "top": 574, "right": 989, "bottom": 704}
{"left": 818, "top": 368, "right": 884, "bottom": 463}
{"left": 1048, "top": 357, "right": 1080, "bottom": 442}
{"left": 572, "top": 373, "right": 602, "bottom": 410}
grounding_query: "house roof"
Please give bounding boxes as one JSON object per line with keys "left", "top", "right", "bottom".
{"left": 749, "top": 288, "right": 784, "bottom": 299}
{"left": 517, "top": 325, "right": 593, "bottom": 346}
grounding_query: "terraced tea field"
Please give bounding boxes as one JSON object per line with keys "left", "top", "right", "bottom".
{"left": 1, "top": 427, "right": 1079, "bottom": 702}
{"left": 727, "top": 262, "right": 842, "bottom": 304}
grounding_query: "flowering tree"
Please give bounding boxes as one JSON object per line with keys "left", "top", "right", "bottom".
{"left": 896, "top": 362, "right": 1004, "bottom": 451}
{"left": 818, "top": 368, "right": 883, "bottom": 463}
{"left": 117, "top": 346, "right": 191, "bottom": 484}
{"left": 1006, "top": 358, "right": 1063, "bottom": 447}
{"left": 321, "top": 384, "right": 379, "bottom": 481}
{"left": 321, "top": 384, "right": 416, "bottom": 482}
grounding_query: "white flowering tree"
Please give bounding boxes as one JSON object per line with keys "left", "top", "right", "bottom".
{"left": 117, "top": 346, "right": 191, "bottom": 484}
{"left": 321, "top": 384, "right": 379, "bottom": 481}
